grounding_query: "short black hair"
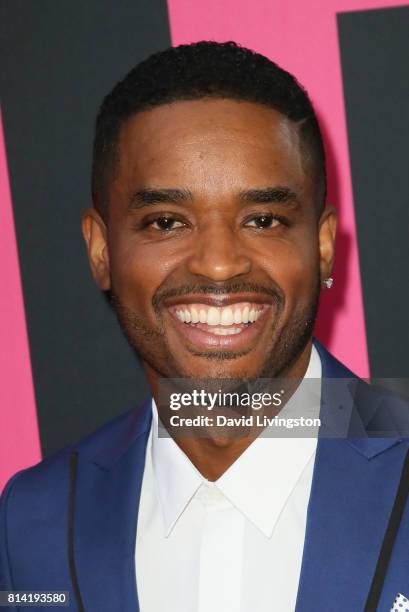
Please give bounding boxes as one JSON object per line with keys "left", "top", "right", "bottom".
{"left": 92, "top": 40, "right": 326, "bottom": 219}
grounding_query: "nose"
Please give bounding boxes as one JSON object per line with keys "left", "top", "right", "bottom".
{"left": 186, "top": 222, "right": 252, "bottom": 282}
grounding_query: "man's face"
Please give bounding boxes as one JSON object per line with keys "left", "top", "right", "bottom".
{"left": 83, "top": 99, "right": 336, "bottom": 379}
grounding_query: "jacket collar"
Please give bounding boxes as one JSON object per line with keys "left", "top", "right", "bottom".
{"left": 313, "top": 338, "right": 403, "bottom": 459}
{"left": 92, "top": 396, "right": 152, "bottom": 470}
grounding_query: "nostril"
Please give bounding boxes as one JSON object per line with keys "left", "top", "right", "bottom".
{"left": 186, "top": 249, "right": 252, "bottom": 281}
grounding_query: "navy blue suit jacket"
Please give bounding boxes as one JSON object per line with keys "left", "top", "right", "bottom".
{"left": 1, "top": 339, "right": 409, "bottom": 611}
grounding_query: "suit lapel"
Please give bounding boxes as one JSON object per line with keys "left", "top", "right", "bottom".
{"left": 73, "top": 400, "right": 152, "bottom": 612}
{"left": 295, "top": 436, "right": 407, "bottom": 610}
{"left": 295, "top": 340, "right": 406, "bottom": 610}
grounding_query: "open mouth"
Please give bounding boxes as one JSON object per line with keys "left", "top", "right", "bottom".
{"left": 171, "top": 302, "right": 267, "bottom": 334}
{"left": 167, "top": 301, "right": 272, "bottom": 350}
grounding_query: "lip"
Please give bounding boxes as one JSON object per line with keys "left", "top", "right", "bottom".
{"left": 166, "top": 302, "right": 273, "bottom": 351}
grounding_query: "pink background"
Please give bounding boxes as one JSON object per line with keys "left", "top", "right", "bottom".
{"left": 0, "top": 111, "right": 41, "bottom": 491}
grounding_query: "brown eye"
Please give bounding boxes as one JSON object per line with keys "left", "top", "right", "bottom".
{"left": 150, "top": 217, "right": 184, "bottom": 231}
{"left": 245, "top": 215, "right": 281, "bottom": 229}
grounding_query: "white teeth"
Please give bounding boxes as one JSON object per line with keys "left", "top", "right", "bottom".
{"left": 191, "top": 307, "right": 199, "bottom": 323}
{"left": 242, "top": 306, "right": 249, "bottom": 324}
{"left": 221, "top": 307, "right": 234, "bottom": 325}
{"left": 207, "top": 307, "right": 220, "bottom": 326}
{"left": 175, "top": 304, "right": 264, "bottom": 326}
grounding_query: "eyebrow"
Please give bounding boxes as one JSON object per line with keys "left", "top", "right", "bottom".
{"left": 238, "top": 187, "right": 300, "bottom": 207}
{"left": 128, "top": 186, "right": 300, "bottom": 210}
{"left": 129, "top": 188, "right": 193, "bottom": 209}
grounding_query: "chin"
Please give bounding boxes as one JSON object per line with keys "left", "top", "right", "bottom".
{"left": 173, "top": 350, "right": 266, "bottom": 379}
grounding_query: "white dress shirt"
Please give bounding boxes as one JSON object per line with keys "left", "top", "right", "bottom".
{"left": 135, "top": 345, "right": 322, "bottom": 612}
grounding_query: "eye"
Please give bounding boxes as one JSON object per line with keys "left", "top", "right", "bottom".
{"left": 245, "top": 215, "right": 282, "bottom": 229}
{"left": 148, "top": 216, "right": 186, "bottom": 231}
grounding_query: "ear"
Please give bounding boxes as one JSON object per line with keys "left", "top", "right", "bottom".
{"left": 318, "top": 204, "right": 337, "bottom": 286}
{"left": 81, "top": 208, "right": 110, "bottom": 290}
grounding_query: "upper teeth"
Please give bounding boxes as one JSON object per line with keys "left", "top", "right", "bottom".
{"left": 174, "top": 303, "right": 264, "bottom": 325}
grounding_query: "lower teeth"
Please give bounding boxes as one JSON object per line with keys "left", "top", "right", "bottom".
{"left": 184, "top": 322, "right": 252, "bottom": 335}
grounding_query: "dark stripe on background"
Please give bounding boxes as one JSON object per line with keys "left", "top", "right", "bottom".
{"left": 338, "top": 6, "right": 409, "bottom": 378}
{"left": 0, "top": 1, "right": 171, "bottom": 456}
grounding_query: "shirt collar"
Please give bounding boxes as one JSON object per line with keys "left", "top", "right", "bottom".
{"left": 151, "top": 344, "right": 322, "bottom": 538}
{"left": 151, "top": 405, "right": 203, "bottom": 536}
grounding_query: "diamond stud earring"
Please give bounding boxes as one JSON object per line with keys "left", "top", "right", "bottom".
{"left": 323, "top": 277, "right": 334, "bottom": 289}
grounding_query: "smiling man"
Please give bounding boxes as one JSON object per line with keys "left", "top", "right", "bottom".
{"left": 1, "top": 41, "right": 409, "bottom": 612}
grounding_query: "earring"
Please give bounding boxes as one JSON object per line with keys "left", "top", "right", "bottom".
{"left": 323, "top": 277, "right": 334, "bottom": 289}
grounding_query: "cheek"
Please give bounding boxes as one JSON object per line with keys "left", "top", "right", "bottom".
{"left": 107, "top": 233, "right": 184, "bottom": 307}
{"left": 255, "top": 235, "right": 319, "bottom": 297}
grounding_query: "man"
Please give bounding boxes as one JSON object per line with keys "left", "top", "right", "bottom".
{"left": 1, "top": 41, "right": 408, "bottom": 612}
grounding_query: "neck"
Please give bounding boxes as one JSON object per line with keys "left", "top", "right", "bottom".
{"left": 145, "top": 339, "right": 313, "bottom": 481}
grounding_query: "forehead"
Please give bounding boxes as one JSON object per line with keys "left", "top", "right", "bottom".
{"left": 114, "top": 99, "right": 308, "bottom": 196}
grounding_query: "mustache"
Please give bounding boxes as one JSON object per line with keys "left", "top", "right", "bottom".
{"left": 152, "top": 281, "right": 283, "bottom": 311}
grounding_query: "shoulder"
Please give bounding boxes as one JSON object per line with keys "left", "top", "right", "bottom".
{"left": 0, "top": 405, "right": 139, "bottom": 506}
{"left": 0, "top": 402, "right": 151, "bottom": 587}
{"left": 314, "top": 338, "right": 409, "bottom": 436}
